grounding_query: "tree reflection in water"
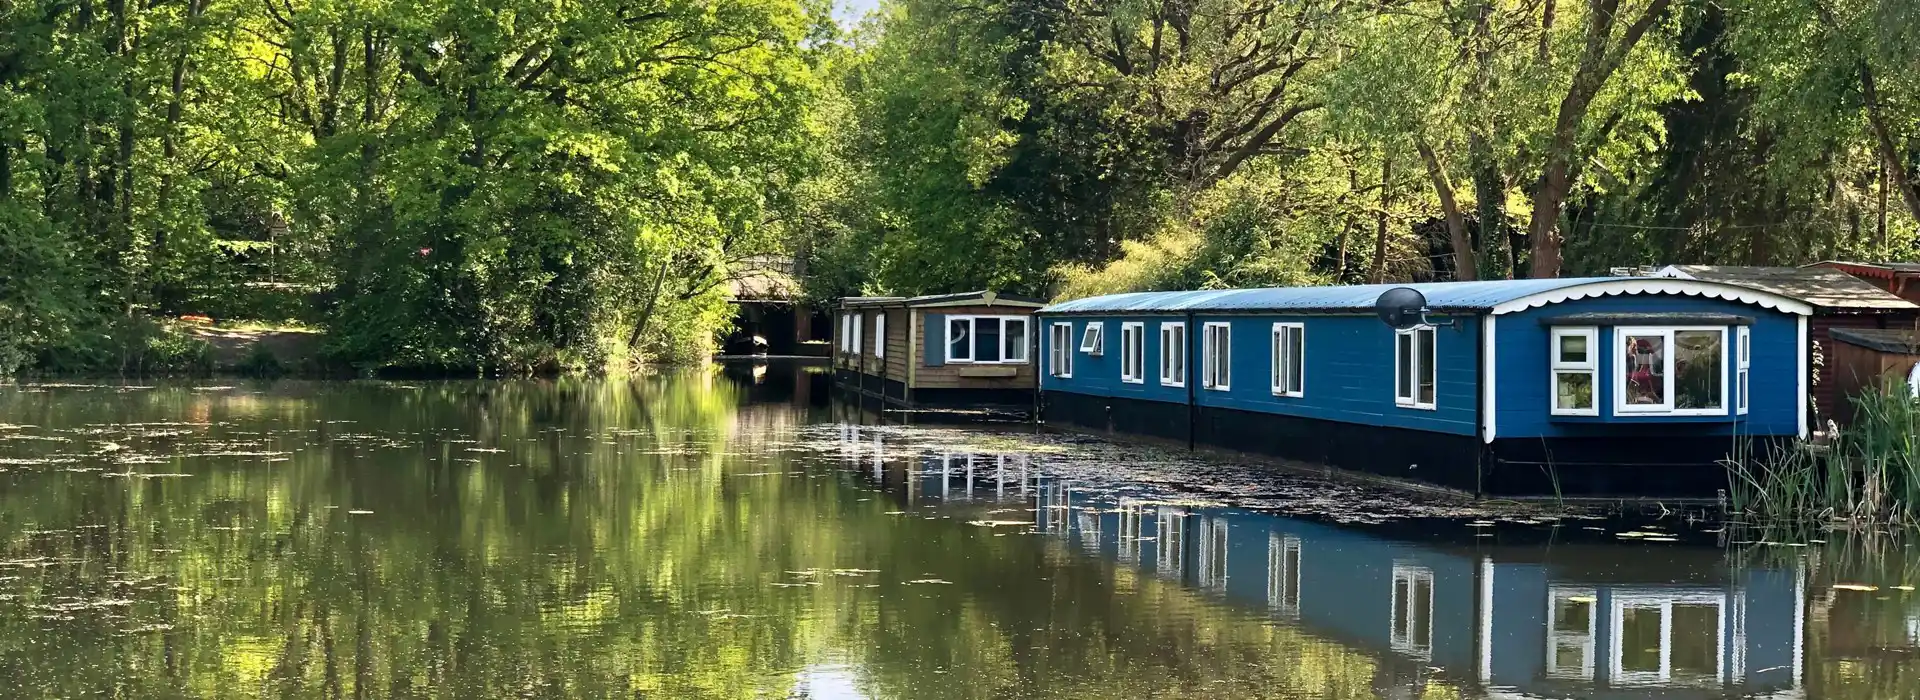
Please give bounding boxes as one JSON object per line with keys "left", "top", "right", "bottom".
{"left": 0, "top": 368, "right": 1913, "bottom": 698}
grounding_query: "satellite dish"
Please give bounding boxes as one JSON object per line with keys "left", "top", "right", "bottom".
{"left": 1374, "top": 287, "right": 1430, "bottom": 330}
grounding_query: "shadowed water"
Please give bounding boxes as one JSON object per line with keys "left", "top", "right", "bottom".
{"left": 0, "top": 362, "right": 1913, "bottom": 698}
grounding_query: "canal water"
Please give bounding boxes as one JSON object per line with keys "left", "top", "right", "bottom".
{"left": 0, "top": 363, "right": 1913, "bottom": 698}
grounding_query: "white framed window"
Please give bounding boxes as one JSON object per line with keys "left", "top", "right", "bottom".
{"left": 874, "top": 313, "right": 886, "bottom": 358}
{"left": 852, "top": 314, "right": 863, "bottom": 356}
{"left": 1390, "top": 563, "right": 1435, "bottom": 659}
{"left": 1160, "top": 322, "right": 1188, "bottom": 387}
{"left": 1202, "top": 322, "right": 1231, "bottom": 391}
{"left": 1080, "top": 322, "right": 1105, "bottom": 356}
{"left": 1737, "top": 326, "right": 1751, "bottom": 415}
{"left": 1616, "top": 326, "right": 1727, "bottom": 415}
{"left": 1048, "top": 322, "right": 1074, "bottom": 378}
{"left": 840, "top": 313, "right": 852, "bottom": 353}
{"left": 1120, "top": 322, "right": 1145, "bottom": 383}
{"left": 1271, "top": 322, "right": 1304, "bottom": 398}
{"left": 1551, "top": 327, "right": 1598, "bottom": 416}
{"left": 945, "top": 316, "right": 1029, "bottom": 364}
{"left": 1394, "top": 326, "right": 1436, "bottom": 409}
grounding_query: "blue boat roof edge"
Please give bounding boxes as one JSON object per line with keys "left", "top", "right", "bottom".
{"left": 1037, "top": 278, "right": 1817, "bottom": 316}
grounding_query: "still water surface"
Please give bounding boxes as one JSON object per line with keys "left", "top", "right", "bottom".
{"left": 0, "top": 363, "right": 1914, "bottom": 698}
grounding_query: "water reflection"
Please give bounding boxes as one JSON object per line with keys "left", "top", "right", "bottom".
{"left": 835, "top": 420, "right": 1831, "bottom": 699}
{"left": 0, "top": 364, "right": 1910, "bottom": 698}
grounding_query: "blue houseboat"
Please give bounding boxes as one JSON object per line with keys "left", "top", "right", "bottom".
{"left": 1034, "top": 278, "right": 1814, "bottom": 498}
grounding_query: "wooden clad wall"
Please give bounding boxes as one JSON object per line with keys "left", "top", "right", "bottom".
{"left": 911, "top": 305, "right": 1038, "bottom": 390}
{"left": 1810, "top": 313, "right": 1920, "bottom": 428}
{"left": 1827, "top": 339, "right": 1918, "bottom": 427}
{"left": 881, "top": 308, "right": 910, "bottom": 383}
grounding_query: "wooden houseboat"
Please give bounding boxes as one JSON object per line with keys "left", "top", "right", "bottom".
{"left": 1656, "top": 265, "right": 1918, "bottom": 428}
{"left": 1035, "top": 278, "right": 1815, "bottom": 498}
{"left": 833, "top": 291, "right": 1045, "bottom": 411}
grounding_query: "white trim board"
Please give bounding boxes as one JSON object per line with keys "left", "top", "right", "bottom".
{"left": 1482, "top": 315, "right": 1497, "bottom": 442}
{"left": 1488, "top": 279, "right": 1814, "bottom": 317}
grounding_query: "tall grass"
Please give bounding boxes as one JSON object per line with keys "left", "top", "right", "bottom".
{"left": 1726, "top": 381, "right": 1920, "bottom": 526}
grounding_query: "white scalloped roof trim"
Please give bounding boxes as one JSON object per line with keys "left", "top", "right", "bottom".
{"left": 1489, "top": 279, "right": 1813, "bottom": 316}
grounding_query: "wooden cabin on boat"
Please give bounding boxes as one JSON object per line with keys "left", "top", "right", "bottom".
{"left": 1656, "top": 265, "right": 1919, "bottom": 428}
{"left": 833, "top": 291, "right": 1045, "bottom": 411}
{"left": 1035, "top": 277, "right": 1815, "bottom": 499}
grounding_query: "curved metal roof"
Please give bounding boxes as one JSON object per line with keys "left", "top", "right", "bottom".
{"left": 1039, "top": 277, "right": 1815, "bottom": 316}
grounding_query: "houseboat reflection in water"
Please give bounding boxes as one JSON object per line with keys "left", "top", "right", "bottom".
{"left": 834, "top": 424, "right": 1811, "bottom": 698}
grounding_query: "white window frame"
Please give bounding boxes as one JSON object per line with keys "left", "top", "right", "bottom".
{"left": 1271, "top": 322, "right": 1305, "bottom": 398}
{"left": 1608, "top": 591, "right": 1728, "bottom": 687}
{"left": 1737, "top": 326, "right": 1751, "bottom": 415}
{"left": 1546, "top": 586, "right": 1599, "bottom": 681}
{"left": 1394, "top": 326, "right": 1437, "bottom": 410}
{"left": 874, "top": 313, "right": 886, "bottom": 358}
{"left": 852, "top": 313, "right": 863, "bottom": 357}
{"left": 840, "top": 313, "right": 852, "bottom": 353}
{"left": 1550, "top": 327, "right": 1599, "bottom": 416}
{"left": 1048, "top": 322, "right": 1074, "bottom": 379}
{"left": 1267, "top": 533, "right": 1302, "bottom": 618}
{"left": 1159, "top": 321, "right": 1187, "bottom": 388}
{"left": 1390, "top": 563, "right": 1436, "bottom": 659}
{"left": 1202, "top": 322, "right": 1231, "bottom": 391}
{"left": 1121, "top": 322, "right": 1145, "bottom": 384}
{"left": 1614, "top": 326, "right": 1729, "bottom": 416}
{"left": 943, "top": 315, "right": 1030, "bottom": 365}
{"left": 1080, "top": 322, "right": 1105, "bottom": 356}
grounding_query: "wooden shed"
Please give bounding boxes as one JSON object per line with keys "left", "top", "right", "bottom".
{"left": 1657, "top": 265, "right": 1919, "bottom": 430}
{"left": 1827, "top": 328, "right": 1920, "bottom": 425}
{"left": 833, "top": 291, "right": 1045, "bottom": 411}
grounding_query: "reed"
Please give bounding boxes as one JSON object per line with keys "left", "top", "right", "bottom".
{"left": 1725, "top": 380, "right": 1920, "bottom": 527}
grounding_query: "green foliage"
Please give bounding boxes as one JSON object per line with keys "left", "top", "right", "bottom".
{"left": 1728, "top": 381, "right": 1920, "bottom": 524}
{"left": 35, "top": 317, "right": 214, "bottom": 376}
{"left": 0, "top": 0, "right": 828, "bottom": 376}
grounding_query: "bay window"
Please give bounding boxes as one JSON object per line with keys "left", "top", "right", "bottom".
{"left": 946, "top": 316, "right": 1029, "bottom": 364}
{"left": 1551, "top": 327, "right": 1598, "bottom": 415}
{"left": 1737, "top": 327, "right": 1751, "bottom": 415}
{"left": 1160, "top": 322, "right": 1187, "bottom": 388}
{"left": 1617, "top": 326, "right": 1726, "bottom": 415}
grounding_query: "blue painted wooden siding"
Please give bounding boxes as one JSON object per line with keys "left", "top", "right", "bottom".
{"left": 1040, "top": 314, "right": 1482, "bottom": 437}
{"left": 1492, "top": 294, "right": 1800, "bottom": 439}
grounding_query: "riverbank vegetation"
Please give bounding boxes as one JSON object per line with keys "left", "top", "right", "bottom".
{"left": 4, "top": 0, "right": 1919, "bottom": 375}
{"left": 1728, "top": 384, "right": 1920, "bottom": 526}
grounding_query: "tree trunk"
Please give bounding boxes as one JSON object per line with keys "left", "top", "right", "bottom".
{"left": 1862, "top": 62, "right": 1920, "bottom": 226}
{"left": 154, "top": 0, "right": 206, "bottom": 305}
{"left": 1416, "top": 138, "right": 1478, "bottom": 281}
{"left": 1469, "top": 135, "right": 1505, "bottom": 278}
{"left": 626, "top": 259, "right": 673, "bottom": 350}
{"left": 1369, "top": 157, "right": 1392, "bottom": 284}
{"left": 1525, "top": 0, "right": 1673, "bottom": 278}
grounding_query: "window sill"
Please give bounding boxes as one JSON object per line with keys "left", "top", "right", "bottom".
{"left": 1395, "top": 401, "right": 1437, "bottom": 411}
{"left": 1551, "top": 412, "right": 1738, "bottom": 423}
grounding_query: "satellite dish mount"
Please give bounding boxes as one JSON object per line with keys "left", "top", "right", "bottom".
{"left": 1373, "top": 287, "right": 1457, "bottom": 330}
